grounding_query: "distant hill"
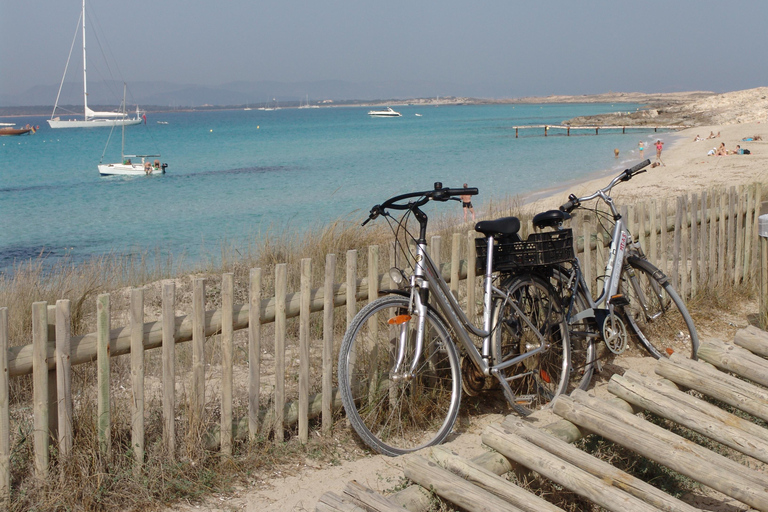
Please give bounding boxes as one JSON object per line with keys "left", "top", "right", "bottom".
{"left": 0, "top": 79, "right": 471, "bottom": 108}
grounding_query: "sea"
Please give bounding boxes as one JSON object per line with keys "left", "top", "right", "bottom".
{"left": 1, "top": 102, "right": 665, "bottom": 275}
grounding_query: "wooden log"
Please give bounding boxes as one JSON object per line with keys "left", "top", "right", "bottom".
{"left": 657, "top": 354, "right": 768, "bottom": 423}
{"left": 554, "top": 393, "right": 768, "bottom": 510}
{"left": 429, "top": 446, "right": 565, "bottom": 512}
{"left": 96, "top": 294, "right": 110, "bottom": 457}
{"left": 623, "top": 369, "right": 768, "bottom": 446}
{"left": 191, "top": 278, "right": 206, "bottom": 425}
{"left": 483, "top": 423, "right": 659, "bottom": 512}
{"left": 0, "top": 308, "right": 9, "bottom": 499}
{"left": 130, "top": 288, "right": 145, "bottom": 469}
{"left": 316, "top": 491, "right": 367, "bottom": 512}
{"left": 248, "top": 269, "right": 261, "bottom": 439}
{"left": 274, "top": 264, "right": 287, "bottom": 443}
{"left": 342, "top": 480, "right": 407, "bottom": 512}
{"left": 221, "top": 274, "right": 234, "bottom": 455}
{"left": 492, "top": 419, "right": 699, "bottom": 512}
{"left": 161, "top": 282, "right": 176, "bottom": 458}
{"left": 734, "top": 325, "right": 768, "bottom": 358}
{"left": 403, "top": 454, "right": 524, "bottom": 512}
{"left": 608, "top": 373, "right": 768, "bottom": 464}
{"left": 697, "top": 338, "right": 768, "bottom": 388}
{"left": 55, "top": 300, "right": 72, "bottom": 464}
{"left": 322, "top": 254, "right": 336, "bottom": 435}
{"left": 299, "top": 259, "right": 311, "bottom": 444}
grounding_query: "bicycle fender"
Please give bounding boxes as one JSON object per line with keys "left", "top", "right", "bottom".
{"left": 626, "top": 255, "right": 668, "bottom": 285}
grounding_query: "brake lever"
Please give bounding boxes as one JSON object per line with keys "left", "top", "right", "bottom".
{"left": 362, "top": 205, "right": 382, "bottom": 226}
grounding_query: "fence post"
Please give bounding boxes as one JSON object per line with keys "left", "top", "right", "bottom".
{"left": 249, "top": 268, "right": 262, "bottom": 440}
{"left": 0, "top": 308, "right": 9, "bottom": 500}
{"left": 274, "top": 264, "right": 287, "bottom": 443}
{"left": 299, "top": 258, "right": 311, "bottom": 444}
{"left": 346, "top": 250, "right": 357, "bottom": 327}
{"left": 161, "top": 282, "right": 176, "bottom": 458}
{"left": 760, "top": 215, "right": 768, "bottom": 328}
{"left": 221, "top": 274, "right": 234, "bottom": 455}
{"left": 96, "top": 294, "right": 110, "bottom": 458}
{"left": 130, "top": 288, "right": 145, "bottom": 470}
{"left": 322, "top": 255, "right": 336, "bottom": 435}
{"left": 191, "top": 279, "right": 206, "bottom": 429}
{"left": 451, "top": 233, "right": 461, "bottom": 299}
{"left": 55, "top": 300, "right": 72, "bottom": 467}
{"left": 691, "top": 193, "right": 699, "bottom": 297}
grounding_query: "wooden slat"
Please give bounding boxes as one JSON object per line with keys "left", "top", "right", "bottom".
{"left": 657, "top": 354, "right": 768, "bottom": 422}
{"left": 708, "top": 190, "right": 717, "bottom": 287}
{"left": 718, "top": 193, "right": 726, "bottom": 286}
{"left": 96, "top": 294, "right": 110, "bottom": 457}
{"left": 699, "top": 191, "right": 708, "bottom": 285}
{"left": 130, "top": 288, "right": 145, "bottom": 469}
{"left": 192, "top": 278, "right": 206, "bottom": 425}
{"left": 33, "top": 303, "right": 50, "bottom": 479}
{"left": 743, "top": 185, "right": 755, "bottom": 284}
{"left": 346, "top": 250, "right": 357, "bottom": 328}
{"left": 582, "top": 221, "right": 592, "bottom": 297}
{"left": 431, "top": 236, "right": 441, "bottom": 277}
{"left": 555, "top": 392, "right": 768, "bottom": 510}
{"left": 697, "top": 338, "right": 768, "bottom": 388}
{"left": 649, "top": 199, "right": 658, "bottom": 265}
{"left": 55, "top": 299, "right": 72, "bottom": 463}
{"left": 221, "top": 273, "right": 234, "bottom": 455}
{"left": 430, "top": 447, "right": 565, "bottom": 512}
{"left": 299, "top": 258, "right": 311, "bottom": 443}
{"left": 274, "top": 263, "right": 287, "bottom": 443}
{"left": 404, "top": 454, "right": 524, "bottom": 512}
{"left": 735, "top": 187, "right": 745, "bottom": 284}
{"left": 450, "top": 233, "right": 460, "bottom": 298}
{"left": 690, "top": 193, "right": 698, "bottom": 296}
{"left": 727, "top": 187, "right": 736, "bottom": 283}
{"left": 609, "top": 373, "right": 768, "bottom": 464}
{"left": 660, "top": 198, "right": 668, "bottom": 274}
{"left": 162, "top": 282, "right": 176, "bottom": 458}
{"left": 0, "top": 308, "right": 9, "bottom": 498}
{"left": 733, "top": 325, "right": 768, "bottom": 358}
{"left": 495, "top": 419, "right": 698, "bottom": 512}
{"left": 342, "top": 480, "right": 406, "bottom": 512}
{"left": 483, "top": 424, "right": 659, "bottom": 512}
{"left": 322, "top": 254, "right": 336, "bottom": 434}
{"left": 672, "top": 197, "right": 681, "bottom": 290}
{"left": 751, "top": 183, "right": 763, "bottom": 277}
{"left": 680, "top": 195, "right": 689, "bottom": 299}
{"left": 248, "top": 268, "right": 261, "bottom": 439}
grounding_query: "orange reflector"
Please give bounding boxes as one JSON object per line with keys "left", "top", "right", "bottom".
{"left": 540, "top": 370, "right": 552, "bottom": 384}
{"left": 665, "top": 347, "right": 674, "bottom": 356}
{"left": 388, "top": 315, "right": 412, "bottom": 325}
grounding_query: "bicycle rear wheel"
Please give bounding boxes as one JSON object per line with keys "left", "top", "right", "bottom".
{"left": 620, "top": 257, "right": 699, "bottom": 359}
{"left": 337, "top": 295, "right": 461, "bottom": 456}
{"left": 491, "top": 275, "right": 570, "bottom": 410}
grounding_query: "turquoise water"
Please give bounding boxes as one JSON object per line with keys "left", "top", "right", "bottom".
{"left": 1, "top": 103, "right": 656, "bottom": 273}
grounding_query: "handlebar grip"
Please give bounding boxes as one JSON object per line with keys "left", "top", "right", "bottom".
{"left": 628, "top": 159, "right": 651, "bottom": 174}
{"left": 446, "top": 187, "right": 478, "bottom": 196}
{"left": 560, "top": 194, "right": 579, "bottom": 213}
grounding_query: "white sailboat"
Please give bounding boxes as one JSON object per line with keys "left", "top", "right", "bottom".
{"left": 48, "top": 0, "right": 142, "bottom": 129}
{"left": 98, "top": 85, "right": 166, "bottom": 177}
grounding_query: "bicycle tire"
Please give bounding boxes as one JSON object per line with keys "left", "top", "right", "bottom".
{"left": 491, "top": 274, "right": 570, "bottom": 409}
{"left": 338, "top": 294, "right": 461, "bottom": 456}
{"left": 620, "top": 257, "right": 699, "bottom": 359}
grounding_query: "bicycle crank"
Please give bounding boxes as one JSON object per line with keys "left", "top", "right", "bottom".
{"left": 599, "top": 313, "right": 628, "bottom": 354}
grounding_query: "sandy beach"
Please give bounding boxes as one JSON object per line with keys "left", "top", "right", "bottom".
{"left": 170, "top": 89, "right": 768, "bottom": 512}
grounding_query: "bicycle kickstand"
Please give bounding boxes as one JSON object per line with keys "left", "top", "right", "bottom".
{"left": 490, "top": 367, "right": 532, "bottom": 417}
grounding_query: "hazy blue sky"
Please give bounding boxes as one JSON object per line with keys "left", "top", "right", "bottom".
{"left": 2, "top": 0, "right": 767, "bottom": 99}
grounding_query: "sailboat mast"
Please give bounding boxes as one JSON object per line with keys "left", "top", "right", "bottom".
{"left": 121, "top": 84, "right": 126, "bottom": 160}
{"left": 82, "top": 0, "right": 88, "bottom": 119}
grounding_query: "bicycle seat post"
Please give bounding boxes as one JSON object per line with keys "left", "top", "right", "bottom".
{"left": 481, "top": 235, "right": 495, "bottom": 361}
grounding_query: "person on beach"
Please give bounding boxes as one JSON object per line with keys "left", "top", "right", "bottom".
{"left": 614, "top": 148, "right": 619, "bottom": 158}
{"left": 708, "top": 131, "right": 716, "bottom": 139}
{"left": 638, "top": 141, "right": 644, "bottom": 158}
{"left": 716, "top": 142, "right": 728, "bottom": 156}
{"left": 654, "top": 140, "right": 665, "bottom": 166}
{"left": 461, "top": 184, "right": 475, "bottom": 222}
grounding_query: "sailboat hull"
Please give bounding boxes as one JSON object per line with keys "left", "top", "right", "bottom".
{"left": 48, "top": 117, "right": 143, "bottom": 129}
{"left": 98, "top": 163, "right": 166, "bottom": 176}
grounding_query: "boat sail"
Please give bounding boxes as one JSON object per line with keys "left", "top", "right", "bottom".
{"left": 48, "top": 0, "right": 142, "bottom": 129}
{"left": 98, "top": 85, "right": 166, "bottom": 176}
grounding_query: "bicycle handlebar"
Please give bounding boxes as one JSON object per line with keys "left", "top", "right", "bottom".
{"left": 559, "top": 159, "right": 651, "bottom": 213}
{"left": 363, "top": 182, "right": 478, "bottom": 225}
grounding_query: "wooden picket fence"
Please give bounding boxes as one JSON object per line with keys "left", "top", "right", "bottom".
{"left": 0, "top": 182, "right": 765, "bottom": 500}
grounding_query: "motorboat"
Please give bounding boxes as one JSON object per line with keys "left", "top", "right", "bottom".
{"left": 47, "top": 0, "right": 142, "bottom": 128}
{"left": 0, "top": 125, "right": 37, "bottom": 136}
{"left": 368, "top": 107, "right": 402, "bottom": 117}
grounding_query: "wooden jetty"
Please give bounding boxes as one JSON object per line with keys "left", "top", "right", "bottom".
{"left": 316, "top": 325, "right": 768, "bottom": 511}
{"left": 512, "top": 124, "right": 687, "bottom": 137}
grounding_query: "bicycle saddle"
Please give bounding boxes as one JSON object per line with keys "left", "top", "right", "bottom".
{"left": 532, "top": 209, "right": 572, "bottom": 229}
{"left": 474, "top": 216, "right": 520, "bottom": 237}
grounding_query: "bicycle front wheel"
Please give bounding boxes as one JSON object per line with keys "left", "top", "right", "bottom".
{"left": 337, "top": 295, "right": 461, "bottom": 456}
{"left": 620, "top": 258, "right": 699, "bottom": 359}
{"left": 492, "top": 275, "right": 570, "bottom": 410}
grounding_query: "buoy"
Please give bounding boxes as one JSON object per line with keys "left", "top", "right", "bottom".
{"left": 257, "top": 126, "right": 259, "bottom": 129}
{"left": 210, "top": 129, "right": 213, "bottom": 132}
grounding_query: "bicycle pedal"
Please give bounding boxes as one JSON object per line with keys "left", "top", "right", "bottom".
{"left": 609, "top": 294, "right": 630, "bottom": 307}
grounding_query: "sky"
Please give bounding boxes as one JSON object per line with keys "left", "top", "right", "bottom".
{"left": 2, "top": 0, "right": 768, "bottom": 100}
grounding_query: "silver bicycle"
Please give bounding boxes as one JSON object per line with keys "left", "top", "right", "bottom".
{"left": 338, "top": 183, "right": 573, "bottom": 456}
{"left": 532, "top": 159, "right": 700, "bottom": 390}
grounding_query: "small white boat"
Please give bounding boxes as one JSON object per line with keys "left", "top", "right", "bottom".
{"left": 368, "top": 107, "right": 401, "bottom": 117}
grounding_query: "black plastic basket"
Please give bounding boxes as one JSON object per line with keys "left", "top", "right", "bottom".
{"left": 476, "top": 228, "right": 575, "bottom": 274}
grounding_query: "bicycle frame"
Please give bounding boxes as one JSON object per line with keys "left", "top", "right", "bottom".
{"left": 393, "top": 236, "right": 550, "bottom": 381}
